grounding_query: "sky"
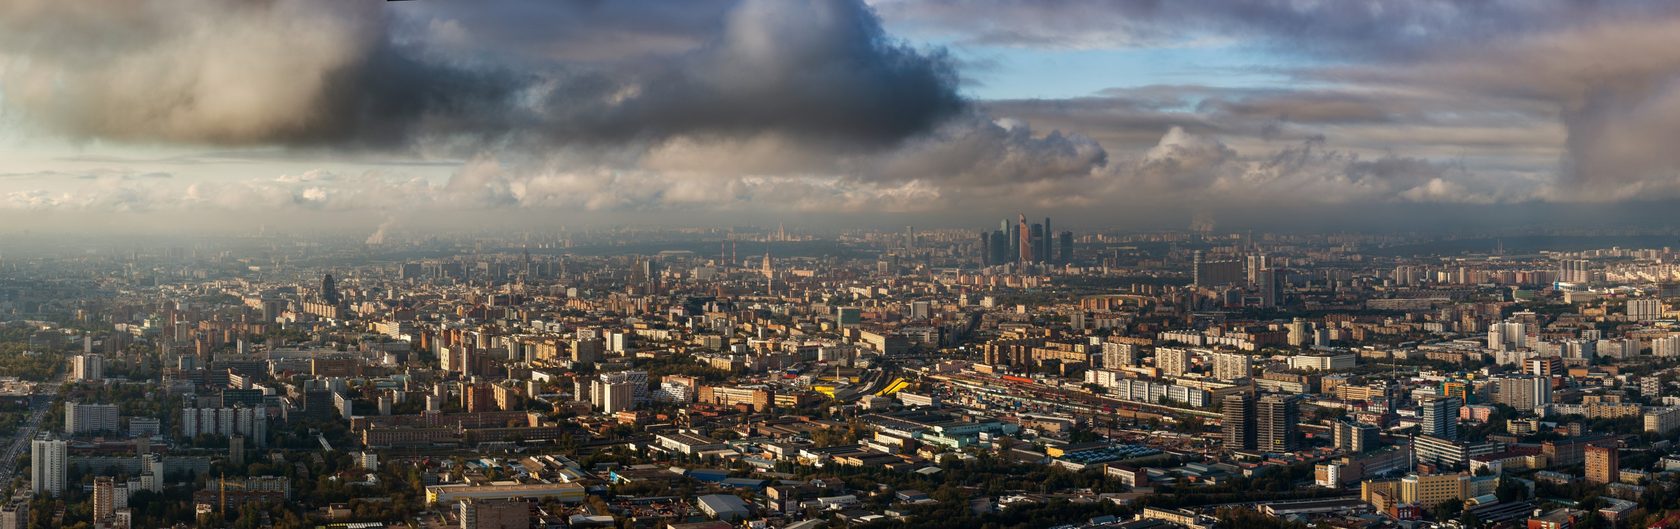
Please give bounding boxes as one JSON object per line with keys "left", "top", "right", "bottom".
{"left": 3, "top": 0, "right": 1680, "bottom": 235}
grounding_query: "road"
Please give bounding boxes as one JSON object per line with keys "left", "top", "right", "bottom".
{"left": 0, "top": 377, "right": 63, "bottom": 491}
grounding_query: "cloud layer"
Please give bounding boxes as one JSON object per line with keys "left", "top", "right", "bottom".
{"left": 0, "top": 0, "right": 966, "bottom": 149}
{"left": 882, "top": 0, "right": 1680, "bottom": 203}
{"left": 6, "top": 0, "right": 1680, "bottom": 225}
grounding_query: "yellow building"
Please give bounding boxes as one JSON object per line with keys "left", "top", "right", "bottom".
{"left": 425, "top": 481, "right": 585, "bottom": 505}
{"left": 1361, "top": 479, "right": 1400, "bottom": 510}
{"left": 1399, "top": 473, "right": 1469, "bottom": 510}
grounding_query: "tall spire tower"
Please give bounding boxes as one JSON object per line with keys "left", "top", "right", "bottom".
{"left": 1017, "top": 214, "right": 1031, "bottom": 264}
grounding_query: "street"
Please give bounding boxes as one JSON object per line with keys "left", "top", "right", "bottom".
{"left": 0, "top": 377, "right": 63, "bottom": 492}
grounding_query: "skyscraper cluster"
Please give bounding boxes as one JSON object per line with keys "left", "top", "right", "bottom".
{"left": 980, "top": 214, "right": 1072, "bottom": 267}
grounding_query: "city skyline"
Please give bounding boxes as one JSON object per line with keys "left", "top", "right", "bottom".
{"left": 0, "top": 217, "right": 1676, "bottom": 528}
{"left": 7, "top": 5, "right": 1680, "bottom": 527}
{"left": 4, "top": 1, "right": 1680, "bottom": 234}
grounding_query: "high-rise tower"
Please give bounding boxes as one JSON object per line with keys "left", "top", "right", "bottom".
{"left": 1257, "top": 394, "right": 1300, "bottom": 452}
{"left": 1420, "top": 396, "right": 1461, "bottom": 441}
{"left": 1222, "top": 394, "right": 1256, "bottom": 451}
{"left": 1018, "top": 214, "right": 1031, "bottom": 264}
{"left": 322, "top": 273, "right": 340, "bottom": 305}
{"left": 1192, "top": 251, "right": 1204, "bottom": 287}
{"left": 31, "top": 438, "right": 65, "bottom": 496}
{"left": 1030, "top": 223, "right": 1045, "bottom": 262}
{"left": 1043, "top": 217, "right": 1052, "bottom": 262}
{"left": 1058, "top": 231, "right": 1073, "bottom": 264}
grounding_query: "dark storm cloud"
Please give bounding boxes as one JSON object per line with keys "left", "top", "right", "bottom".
{"left": 0, "top": 1, "right": 506, "bottom": 147}
{"left": 0, "top": 0, "right": 963, "bottom": 150}
{"left": 529, "top": 0, "right": 965, "bottom": 145}
{"left": 391, "top": 0, "right": 737, "bottom": 63}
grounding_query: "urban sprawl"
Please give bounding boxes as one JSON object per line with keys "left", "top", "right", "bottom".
{"left": 0, "top": 224, "right": 1677, "bottom": 529}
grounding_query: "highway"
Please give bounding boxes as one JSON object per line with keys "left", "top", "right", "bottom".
{"left": 0, "top": 377, "right": 62, "bottom": 492}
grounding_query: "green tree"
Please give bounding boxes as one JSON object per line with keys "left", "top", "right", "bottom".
{"left": 1433, "top": 498, "right": 1464, "bottom": 521}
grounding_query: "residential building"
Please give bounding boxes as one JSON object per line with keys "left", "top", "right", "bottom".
{"left": 1586, "top": 443, "right": 1618, "bottom": 485}
{"left": 64, "top": 403, "right": 120, "bottom": 435}
{"left": 31, "top": 438, "right": 65, "bottom": 496}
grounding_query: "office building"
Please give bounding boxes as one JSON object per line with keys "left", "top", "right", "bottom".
{"left": 128, "top": 417, "right": 161, "bottom": 438}
{"left": 1334, "top": 421, "right": 1379, "bottom": 453}
{"left": 321, "top": 273, "right": 340, "bottom": 305}
{"left": 425, "top": 482, "right": 586, "bottom": 504}
{"left": 1440, "top": 380, "right": 1471, "bottom": 404}
{"left": 1413, "top": 435, "right": 1501, "bottom": 469}
{"left": 988, "top": 230, "right": 1009, "bottom": 266}
{"left": 1525, "top": 356, "right": 1563, "bottom": 378}
{"left": 1257, "top": 394, "right": 1299, "bottom": 452}
{"left": 1419, "top": 396, "right": 1461, "bottom": 441}
{"left": 1030, "top": 223, "right": 1045, "bottom": 262}
{"left": 458, "top": 499, "right": 530, "bottom": 529}
{"left": 1018, "top": 214, "right": 1032, "bottom": 264}
{"left": 1398, "top": 473, "right": 1470, "bottom": 510}
{"left": 1222, "top": 394, "right": 1255, "bottom": 451}
{"left": 1034, "top": 218, "right": 1048, "bottom": 263}
{"left": 1058, "top": 231, "right": 1073, "bottom": 264}
{"left": 1288, "top": 353, "right": 1356, "bottom": 371}
{"left": 1257, "top": 268, "right": 1280, "bottom": 308}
